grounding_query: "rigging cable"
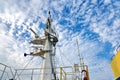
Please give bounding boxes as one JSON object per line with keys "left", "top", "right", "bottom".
{"left": 58, "top": 48, "right": 65, "bottom": 66}
{"left": 17, "top": 56, "right": 34, "bottom": 79}
{"left": 58, "top": 47, "right": 73, "bottom": 65}
{"left": 116, "top": 43, "right": 120, "bottom": 52}
{"left": 38, "top": 58, "right": 44, "bottom": 80}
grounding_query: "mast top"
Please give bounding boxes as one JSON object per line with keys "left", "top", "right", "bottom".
{"left": 49, "top": 11, "right": 50, "bottom": 15}
{"left": 48, "top": 11, "right": 51, "bottom": 18}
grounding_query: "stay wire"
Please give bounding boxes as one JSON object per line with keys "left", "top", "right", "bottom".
{"left": 58, "top": 48, "right": 65, "bottom": 66}
{"left": 38, "top": 57, "right": 43, "bottom": 80}
{"left": 17, "top": 56, "right": 34, "bottom": 78}
{"left": 58, "top": 47, "right": 73, "bottom": 66}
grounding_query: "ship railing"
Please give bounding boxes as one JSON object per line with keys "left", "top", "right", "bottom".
{"left": 0, "top": 63, "right": 14, "bottom": 80}
{"left": 58, "top": 65, "right": 89, "bottom": 80}
{"left": 0, "top": 63, "right": 89, "bottom": 80}
{"left": 14, "top": 67, "right": 60, "bottom": 80}
{"left": 14, "top": 65, "right": 89, "bottom": 80}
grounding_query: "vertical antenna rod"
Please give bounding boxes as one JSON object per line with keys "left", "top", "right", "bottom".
{"left": 76, "top": 38, "right": 84, "bottom": 66}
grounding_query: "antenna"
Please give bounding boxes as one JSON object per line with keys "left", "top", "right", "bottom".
{"left": 30, "top": 28, "right": 39, "bottom": 38}
{"left": 76, "top": 38, "right": 84, "bottom": 65}
{"left": 76, "top": 38, "right": 81, "bottom": 60}
{"left": 49, "top": 11, "right": 51, "bottom": 18}
{"left": 24, "top": 11, "right": 58, "bottom": 80}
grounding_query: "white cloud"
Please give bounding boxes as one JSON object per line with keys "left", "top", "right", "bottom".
{"left": 55, "top": 27, "right": 114, "bottom": 80}
{"left": 90, "top": 20, "right": 120, "bottom": 48}
{"left": 0, "top": 2, "right": 57, "bottom": 77}
{"left": 0, "top": 0, "right": 119, "bottom": 80}
{"left": 104, "top": 0, "right": 111, "bottom": 4}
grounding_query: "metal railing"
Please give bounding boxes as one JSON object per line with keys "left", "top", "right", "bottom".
{"left": 0, "top": 63, "right": 14, "bottom": 80}
{"left": 0, "top": 63, "right": 89, "bottom": 80}
{"left": 14, "top": 65, "right": 89, "bottom": 80}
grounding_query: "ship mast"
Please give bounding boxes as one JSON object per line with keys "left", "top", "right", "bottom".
{"left": 24, "top": 11, "right": 58, "bottom": 80}
{"left": 40, "top": 11, "right": 58, "bottom": 80}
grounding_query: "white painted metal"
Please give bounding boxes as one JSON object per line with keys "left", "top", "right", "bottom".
{"left": 40, "top": 13, "right": 57, "bottom": 80}
{"left": 28, "top": 12, "right": 58, "bottom": 80}
{"left": 40, "top": 37, "right": 53, "bottom": 80}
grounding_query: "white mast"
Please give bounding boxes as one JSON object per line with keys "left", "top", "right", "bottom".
{"left": 40, "top": 11, "right": 58, "bottom": 80}
{"left": 25, "top": 11, "right": 58, "bottom": 80}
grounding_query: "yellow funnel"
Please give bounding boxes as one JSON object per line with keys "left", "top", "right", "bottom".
{"left": 110, "top": 50, "right": 120, "bottom": 79}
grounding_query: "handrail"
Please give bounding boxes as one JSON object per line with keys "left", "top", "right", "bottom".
{"left": 0, "top": 63, "right": 14, "bottom": 80}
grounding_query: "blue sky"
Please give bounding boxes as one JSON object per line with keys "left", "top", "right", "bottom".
{"left": 0, "top": 0, "right": 120, "bottom": 80}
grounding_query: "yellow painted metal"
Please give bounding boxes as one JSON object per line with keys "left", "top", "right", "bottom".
{"left": 86, "top": 66, "right": 90, "bottom": 80}
{"left": 59, "top": 65, "right": 89, "bottom": 80}
{"left": 60, "top": 67, "right": 63, "bottom": 80}
{"left": 110, "top": 50, "right": 120, "bottom": 79}
{"left": 64, "top": 73, "right": 66, "bottom": 80}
